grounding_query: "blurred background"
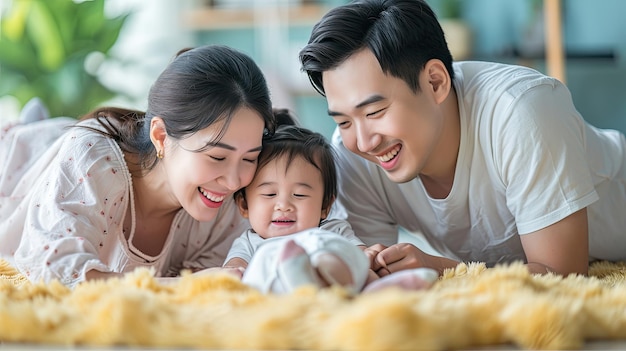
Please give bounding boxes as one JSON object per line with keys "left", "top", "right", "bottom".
{"left": 1, "top": 0, "right": 625, "bottom": 140}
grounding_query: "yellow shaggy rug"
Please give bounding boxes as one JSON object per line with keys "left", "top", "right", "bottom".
{"left": 2, "top": 259, "right": 626, "bottom": 350}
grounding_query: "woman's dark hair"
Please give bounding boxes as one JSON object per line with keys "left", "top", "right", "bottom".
{"left": 79, "top": 45, "right": 275, "bottom": 172}
{"left": 235, "top": 108, "right": 337, "bottom": 213}
{"left": 299, "top": 0, "right": 454, "bottom": 96}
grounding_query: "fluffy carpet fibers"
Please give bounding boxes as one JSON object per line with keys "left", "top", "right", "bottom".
{"left": 1, "top": 259, "right": 626, "bottom": 350}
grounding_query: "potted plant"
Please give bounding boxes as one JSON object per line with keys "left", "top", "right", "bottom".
{"left": 0, "top": 0, "right": 131, "bottom": 119}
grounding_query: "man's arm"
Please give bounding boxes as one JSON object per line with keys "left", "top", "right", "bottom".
{"left": 370, "top": 209, "right": 589, "bottom": 277}
{"left": 520, "top": 208, "right": 589, "bottom": 276}
{"left": 365, "top": 243, "right": 459, "bottom": 276}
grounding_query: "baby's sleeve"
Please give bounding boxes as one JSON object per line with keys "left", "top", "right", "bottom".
{"left": 320, "top": 218, "right": 365, "bottom": 246}
{"left": 223, "top": 231, "right": 255, "bottom": 266}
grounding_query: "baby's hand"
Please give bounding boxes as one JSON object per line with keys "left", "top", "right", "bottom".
{"left": 363, "top": 243, "right": 391, "bottom": 275}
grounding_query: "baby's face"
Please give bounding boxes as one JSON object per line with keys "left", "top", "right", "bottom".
{"left": 242, "top": 155, "right": 326, "bottom": 239}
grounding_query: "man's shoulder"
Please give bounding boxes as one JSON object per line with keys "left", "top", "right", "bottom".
{"left": 454, "top": 60, "right": 539, "bottom": 75}
{"left": 454, "top": 61, "right": 556, "bottom": 94}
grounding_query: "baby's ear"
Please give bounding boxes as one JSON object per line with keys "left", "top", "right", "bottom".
{"left": 234, "top": 191, "right": 249, "bottom": 218}
{"left": 320, "top": 209, "right": 329, "bottom": 220}
{"left": 321, "top": 196, "right": 335, "bottom": 219}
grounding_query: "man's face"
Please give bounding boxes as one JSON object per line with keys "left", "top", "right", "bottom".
{"left": 322, "top": 49, "right": 446, "bottom": 183}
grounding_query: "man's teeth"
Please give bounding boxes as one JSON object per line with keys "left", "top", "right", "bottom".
{"left": 377, "top": 145, "right": 400, "bottom": 162}
{"left": 199, "top": 188, "right": 225, "bottom": 203}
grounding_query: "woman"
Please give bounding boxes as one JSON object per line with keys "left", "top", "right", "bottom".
{"left": 0, "top": 45, "right": 275, "bottom": 287}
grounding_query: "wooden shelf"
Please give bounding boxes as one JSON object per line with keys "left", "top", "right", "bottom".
{"left": 181, "top": 4, "right": 327, "bottom": 30}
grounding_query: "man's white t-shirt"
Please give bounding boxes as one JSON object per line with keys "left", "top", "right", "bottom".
{"left": 330, "top": 61, "right": 626, "bottom": 266}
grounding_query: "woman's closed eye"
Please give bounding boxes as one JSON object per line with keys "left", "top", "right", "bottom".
{"left": 208, "top": 155, "right": 257, "bottom": 164}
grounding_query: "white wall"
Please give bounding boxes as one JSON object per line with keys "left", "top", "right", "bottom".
{"left": 99, "top": 0, "right": 195, "bottom": 111}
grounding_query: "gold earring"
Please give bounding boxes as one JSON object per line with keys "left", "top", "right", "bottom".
{"left": 157, "top": 149, "right": 164, "bottom": 159}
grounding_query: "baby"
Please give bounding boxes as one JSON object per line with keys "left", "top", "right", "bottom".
{"left": 224, "top": 109, "right": 437, "bottom": 294}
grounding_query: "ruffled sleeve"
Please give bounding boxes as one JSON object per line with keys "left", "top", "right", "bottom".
{"left": 14, "top": 122, "right": 131, "bottom": 287}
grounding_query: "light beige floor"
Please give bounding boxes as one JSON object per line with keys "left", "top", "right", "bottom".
{"left": 395, "top": 231, "right": 626, "bottom": 350}
{"left": 2, "top": 340, "right": 626, "bottom": 350}
{"left": 3, "top": 231, "right": 622, "bottom": 351}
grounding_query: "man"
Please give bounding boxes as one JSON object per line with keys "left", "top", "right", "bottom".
{"left": 299, "top": 0, "right": 626, "bottom": 276}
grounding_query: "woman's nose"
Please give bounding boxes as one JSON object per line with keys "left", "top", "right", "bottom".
{"left": 219, "top": 165, "right": 242, "bottom": 191}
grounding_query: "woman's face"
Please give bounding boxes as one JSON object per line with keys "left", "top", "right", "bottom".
{"left": 163, "top": 107, "right": 265, "bottom": 222}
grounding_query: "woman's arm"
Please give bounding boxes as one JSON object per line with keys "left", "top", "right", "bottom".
{"left": 14, "top": 125, "right": 129, "bottom": 287}
{"left": 85, "top": 269, "right": 124, "bottom": 281}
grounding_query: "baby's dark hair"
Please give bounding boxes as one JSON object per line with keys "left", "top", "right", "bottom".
{"left": 235, "top": 108, "right": 337, "bottom": 211}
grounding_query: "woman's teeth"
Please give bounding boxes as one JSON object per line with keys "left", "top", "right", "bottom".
{"left": 199, "top": 188, "right": 225, "bottom": 203}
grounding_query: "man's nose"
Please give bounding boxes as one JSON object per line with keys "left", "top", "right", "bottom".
{"left": 355, "top": 122, "right": 380, "bottom": 153}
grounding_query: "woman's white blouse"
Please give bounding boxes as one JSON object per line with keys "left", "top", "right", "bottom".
{"left": 0, "top": 118, "right": 248, "bottom": 287}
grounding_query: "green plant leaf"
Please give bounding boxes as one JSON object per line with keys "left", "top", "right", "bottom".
{"left": 95, "top": 14, "right": 130, "bottom": 54}
{"left": 39, "top": 0, "right": 76, "bottom": 54}
{"left": 0, "top": 71, "right": 28, "bottom": 97}
{"left": 0, "top": 39, "right": 39, "bottom": 74}
{"left": 1, "top": 0, "right": 132, "bottom": 117}
{"left": 27, "top": 1, "right": 65, "bottom": 71}
{"left": 1, "top": 0, "right": 31, "bottom": 41}
{"left": 75, "top": 0, "right": 106, "bottom": 40}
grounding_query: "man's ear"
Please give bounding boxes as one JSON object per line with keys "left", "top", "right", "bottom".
{"left": 235, "top": 192, "right": 249, "bottom": 218}
{"left": 150, "top": 116, "right": 167, "bottom": 156}
{"left": 424, "top": 59, "right": 452, "bottom": 105}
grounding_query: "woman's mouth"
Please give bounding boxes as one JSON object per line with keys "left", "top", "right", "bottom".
{"left": 198, "top": 187, "right": 226, "bottom": 208}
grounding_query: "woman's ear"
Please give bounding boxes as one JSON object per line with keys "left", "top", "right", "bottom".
{"left": 424, "top": 59, "right": 452, "bottom": 105}
{"left": 150, "top": 117, "right": 167, "bottom": 157}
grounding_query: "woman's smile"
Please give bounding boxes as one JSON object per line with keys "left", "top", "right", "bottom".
{"left": 198, "top": 187, "right": 226, "bottom": 208}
